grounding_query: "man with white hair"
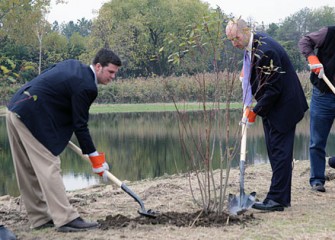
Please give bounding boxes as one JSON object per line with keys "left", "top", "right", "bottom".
{"left": 226, "top": 18, "right": 308, "bottom": 212}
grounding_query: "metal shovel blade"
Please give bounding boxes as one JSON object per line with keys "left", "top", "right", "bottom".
{"left": 228, "top": 191, "right": 256, "bottom": 215}
{"left": 228, "top": 121, "right": 256, "bottom": 215}
{"left": 121, "top": 183, "right": 157, "bottom": 218}
{"left": 228, "top": 159, "right": 256, "bottom": 215}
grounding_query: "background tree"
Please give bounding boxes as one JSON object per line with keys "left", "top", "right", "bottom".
{"left": 59, "top": 18, "right": 92, "bottom": 39}
{"left": 268, "top": 6, "right": 335, "bottom": 71}
{"left": 43, "top": 31, "right": 68, "bottom": 63}
{"left": 74, "top": 18, "right": 92, "bottom": 37}
{"left": 1, "top": 1, "right": 335, "bottom": 103}
{"left": 90, "top": 0, "right": 211, "bottom": 77}
{"left": 0, "top": 0, "right": 50, "bottom": 83}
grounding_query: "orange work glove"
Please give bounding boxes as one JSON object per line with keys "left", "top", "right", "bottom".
{"left": 241, "top": 107, "right": 257, "bottom": 127}
{"left": 89, "top": 152, "right": 109, "bottom": 179}
{"left": 307, "top": 55, "right": 324, "bottom": 78}
{"left": 239, "top": 67, "right": 244, "bottom": 81}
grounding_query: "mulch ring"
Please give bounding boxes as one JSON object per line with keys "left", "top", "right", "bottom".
{"left": 98, "top": 210, "right": 256, "bottom": 229}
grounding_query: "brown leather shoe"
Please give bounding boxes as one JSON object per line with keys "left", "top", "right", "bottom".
{"left": 57, "top": 217, "right": 98, "bottom": 232}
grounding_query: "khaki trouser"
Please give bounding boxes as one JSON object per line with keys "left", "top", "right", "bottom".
{"left": 6, "top": 111, "right": 79, "bottom": 228}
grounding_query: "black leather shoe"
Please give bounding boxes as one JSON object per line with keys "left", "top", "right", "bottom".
{"left": 252, "top": 199, "right": 284, "bottom": 212}
{"left": 34, "top": 220, "right": 54, "bottom": 230}
{"left": 57, "top": 217, "right": 98, "bottom": 232}
{"left": 312, "top": 183, "right": 325, "bottom": 192}
{"left": 0, "top": 225, "right": 16, "bottom": 240}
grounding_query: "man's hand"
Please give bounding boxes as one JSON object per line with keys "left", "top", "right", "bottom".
{"left": 239, "top": 68, "right": 244, "bottom": 82}
{"left": 89, "top": 152, "right": 109, "bottom": 180}
{"left": 241, "top": 107, "right": 257, "bottom": 127}
{"left": 308, "top": 55, "right": 324, "bottom": 79}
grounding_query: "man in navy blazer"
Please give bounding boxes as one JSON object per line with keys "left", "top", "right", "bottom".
{"left": 6, "top": 48, "right": 121, "bottom": 231}
{"left": 226, "top": 19, "right": 308, "bottom": 211}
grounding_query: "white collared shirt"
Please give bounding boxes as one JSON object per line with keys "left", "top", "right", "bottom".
{"left": 90, "top": 65, "right": 98, "bottom": 86}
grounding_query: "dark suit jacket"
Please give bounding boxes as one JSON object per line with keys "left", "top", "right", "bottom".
{"left": 250, "top": 33, "right": 308, "bottom": 133}
{"left": 8, "top": 59, "right": 97, "bottom": 156}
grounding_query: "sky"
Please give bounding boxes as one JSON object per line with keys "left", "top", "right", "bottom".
{"left": 47, "top": 0, "right": 108, "bottom": 23}
{"left": 47, "top": 0, "right": 335, "bottom": 24}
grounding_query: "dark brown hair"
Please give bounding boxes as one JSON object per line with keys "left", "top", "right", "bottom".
{"left": 93, "top": 48, "right": 122, "bottom": 67}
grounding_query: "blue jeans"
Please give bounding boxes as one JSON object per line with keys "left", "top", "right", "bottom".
{"left": 309, "top": 87, "right": 335, "bottom": 186}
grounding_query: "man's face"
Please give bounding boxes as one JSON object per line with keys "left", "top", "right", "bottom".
{"left": 226, "top": 25, "right": 249, "bottom": 49}
{"left": 95, "top": 63, "right": 119, "bottom": 85}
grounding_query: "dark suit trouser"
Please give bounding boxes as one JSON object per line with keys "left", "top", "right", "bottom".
{"left": 262, "top": 118, "right": 295, "bottom": 207}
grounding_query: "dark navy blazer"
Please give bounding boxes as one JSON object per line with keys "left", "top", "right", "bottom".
{"left": 8, "top": 59, "right": 98, "bottom": 156}
{"left": 250, "top": 33, "right": 309, "bottom": 133}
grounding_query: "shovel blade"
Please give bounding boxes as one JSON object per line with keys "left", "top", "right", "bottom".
{"left": 138, "top": 208, "right": 158, "bottom": 218}
{"left": 228, "top": 191, "right": 256, "bottom": 215}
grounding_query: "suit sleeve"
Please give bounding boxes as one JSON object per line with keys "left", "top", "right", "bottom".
{"left": 298, "top": 27, "right": 327, "bottom": 58}
{"left": 252, "top": 50, "right": 283, "bottom": 117}
{"left": 72, "top": 89, "right": 97, "bottom": 154}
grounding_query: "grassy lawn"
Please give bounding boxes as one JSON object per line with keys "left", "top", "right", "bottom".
{"left": 0, "top": 102, "right": 242, "bottom": 116}
{"left": 89, "top": 102, "right": 242, "bottom": 113}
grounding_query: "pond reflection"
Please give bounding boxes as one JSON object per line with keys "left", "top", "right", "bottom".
{"left": 1, "top": 110, "right": 335, "bottom": 196}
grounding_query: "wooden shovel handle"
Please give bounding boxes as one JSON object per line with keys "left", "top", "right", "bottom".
{"left": 67, "top": 141, "right": 122, "bottom": 187}
{"left": 322, "top": 75, "right": 335, "bottom": 94}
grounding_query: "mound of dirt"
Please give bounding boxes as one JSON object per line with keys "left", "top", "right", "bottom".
{"left": 98, "top": 210, "right": 253, "bottom": 230}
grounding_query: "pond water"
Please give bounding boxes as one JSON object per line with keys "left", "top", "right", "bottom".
{"left": 1, "top": 110, "right": 335, "bottom": 196}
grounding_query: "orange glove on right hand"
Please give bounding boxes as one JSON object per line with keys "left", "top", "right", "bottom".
{"left": 241, "top": 107, "right": 257, "bottom": 127}
{"left": 308, "top": 55, "right": 324, "bottom": 78}
{"left": 89, "top": 152, "right": 109, "bottom": 180}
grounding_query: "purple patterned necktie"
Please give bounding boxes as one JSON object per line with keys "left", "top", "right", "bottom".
{"left": 242, "top": 50, "right": 252, "bottom": 107}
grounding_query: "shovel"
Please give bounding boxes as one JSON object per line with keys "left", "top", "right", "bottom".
{"left": 228, "top": 119, "right": 256, "bottom": 215}
{"left": 67, "top": 141, "right": 157, "bottom": 218}
{"left": 322, "top": 74, "right": 335, "bottom": 94}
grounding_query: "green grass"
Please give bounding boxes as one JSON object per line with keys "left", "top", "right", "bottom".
{"left": 0, "top": 102, "right": 242, "bottom": 116}
{"left": 0, "top": 107, "right": 6, "bottom": 117}
{"left": 89, "top": 102, "right": 242, "bottom": 113}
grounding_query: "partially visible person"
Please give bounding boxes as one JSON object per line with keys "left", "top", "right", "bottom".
{"left": 226, "top": 18, "right": 308, "bottom": 212}
{"left": 0, "top": 225, "right": 16, "bottom": 240}
{"left": 6, "top": 48, "right": 121, "bottom": 232}
{"left": 298, "top": 26, "right": 335, "bottom": 192}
